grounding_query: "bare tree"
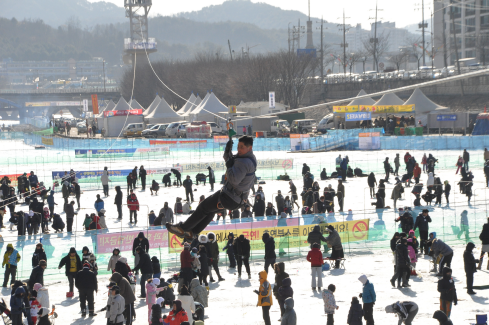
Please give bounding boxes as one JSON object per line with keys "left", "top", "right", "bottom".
{"left": 357, "top": 50, "right": 370, "bottom": 73}
{"left": 362, "top": 32, "right": 390, "bottom": 71}
{"left": 346, "top": 52, "right": 363, "bottom": 75}
{"left": 387, "top": 51, "right": 409, "bottom": 71}
{"left": 405, "top": 36, "right": 424, "bottom": 70}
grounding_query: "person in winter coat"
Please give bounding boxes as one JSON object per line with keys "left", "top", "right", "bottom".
{"left": 463, "top": 242, "right": 479, "bottom": 295}
{"left": 457, "top": 210, "right": 470, "bottom": 241}
{"left": 75, "top": 262, "right": 98, "bottom": 317}
{"left": 427, "top": 172, "right": 435, "bottom": 192}
{"left": 107, "top": 248, "right": 120, "bottom": 272}
{"left": 431, "top": 239, "right": 454, "bottom": 275}
{"left": 139, "top": 165, "right": 147, "bottom": 191}
{"left": 307, "top": 243, "right": 324, "bottom": 290}
{"left": 46, "top": 191, "right": 57, "bottom": 220}
{"left": 72, "top": 182, "right": 81, "bottom": 209}
{"left": 358, "top": 275, "right": 375, "bottom": 325}
{"left": 233, "top": 234, "right": 251, "bottom": 279}
{"left": 189, "top": 278, "right": 208, "bottom": 307}
{"left": 180, "top": 242, "right": 194, "bottom": 289}
{"left": 145, "top": 278, "right": 164, "bottom": 323}
{"left": 326, "top": 225, "right": 344, "bottom": 269}
{"left": 272, "top": 262, "right": 289, "bottom": 314}
{"left": 222, "top": 233, "right": 236, "bottom": 268}
{"left": 407, "top": 238, "right": 417, "bottom": 274}
{"left": 385, "top": 301, "right": 418, "bottom": 325}
{"left": 100, "top": 167, "right": 111, "bottom": 196}
{"left": 114, "top": 186, "right": 123, "bottom": 219}
{"left": 383, "top": 158, "right": 391, "bottom": 181}
{"left": 377, "top": 180, "right": 385, "bottom": 200}
{"left": 151, "top": 297, "right": 164, "bottom": 325}
{"left": 182, "top": 176, "right": 194, "bottom": 202}
{"left": 322, "top": 284, "right": 338, "bottom": 325}
{"left": 278, "top": 278, "right": 293, "bottom": 320}
{"left": 10, "top": 286, "right": 28, "bottom": 325}
{"left": 262, "top": 232, "right": 276, "bottom": 274}
{"left": 114, "top": 258, "right": 132, "bottom": 282}
{"left": 253, "top": 194, "right": 265, "bottom": 217}
{"left": 347, "top": 297, "right": 364, "bottom": 325}
{"left": 160, "top": 202, "right": 174, "bottom": 225}
{"left": 437, "top": 267, "right": 457, "bottom": 317}
{"left": 433, "top": 310, "right": 453, "bottom": 325}
{"left": 413, "top": 209, "right": 431, "bottom": 254}
{"left": 127, "top": 190, "right": 139, "bottom": 224}
{"left": 133, "top": 246, "right": 153, "bottom": 298}
{"left": 51, "top": 213, "right": 64, "bottom": 233}
{"left": 443, "top": 180, "right": 451, "bottom": 204}
{"left": 27, "top": 260, "right": 46, "bottom": 290}
{"left": 391, "top": 182, "right": 403, "bottom": 210}
{"left": 463, "top": 148, "right": 470, "bottom": 170}
{"left": 3, "top": 243, "right": 21, "bottom": 287}
{"left": 162, "top": 173, "right": 172, "bottom": 187}
{"left": 412, "top": 163, "right": 421, "bottom": 184}
{"left": 367, "top": 173, "right": 377, "bottom": 198}
{"left": 265, "top": 202, "right": 277, "bottom": 216}
{"left": 207, "top": 232, "right": 225, "bottom": 282}
{"left": 32, "top": 243, "right": 47, "bottom": 268}
{"left": 197, "top": 235, "right": 210, "bottom": 285}
{"left": 390, "top": 238, "right": 410, "bottom": 288}
{"left": 302, "top": 163, "right": 310, "bottom": 176}
{"left": 168, "top": 300, "right": 189, "bottom": 325}
{"left": 478, "top": 223, "right": 489, "bottom": 270}
{"left": 94, "top": 194, "right": 104, "bottom": 213}
{"left": 132, "top": 232, "right": 149, "bottom": 275}
{"left": 281, "top": 297, "right": 296, "bottom": 325}
{"left": 109, "top": 271, "right": 136, "bottom": 323}
{"left": 152, "top": 256, "right": 161, "bottom": 278}
{"left": 393, "top": 153, "right": 400, "bottom": 176}
{"left": 255, "top": 270, "right": 273, "bottom": 325}
{"left": 108, "top": 286, "right": 125, "bottom": 325}
{"left": 33, "top": 283, "right": 49, "bottom": 309}
{"left": 88, "top": 215, "right": 102, "bottom": 230}
{"left": 308, "top": 225, "right": 327, "bottom": 249}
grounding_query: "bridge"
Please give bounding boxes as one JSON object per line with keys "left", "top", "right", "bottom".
{"left": 0, "top": 87, "right": 121, "bottom": 120}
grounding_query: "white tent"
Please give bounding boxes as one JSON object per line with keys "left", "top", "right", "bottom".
{"left": 347, "top": 89, "right": 376, "bottom": 106}
{"left": 96, "top": 100, "right": 115, "bottom": 129}
{"left": 177, "top": 93, "right": 196, "bottom": 115}
{"left": 193, "top": 95, "right": 202, "bottom": 107}
{"left": 190, "top": 92, "right": 228, "bottom": 122}
{"left": 129, "top": 99, "right": 143, "bottom": 110}
{"left": 103, "top": 97, "right": 144, "bottom": 137}
{"left": 146, "top": 97, "right": 182, "bottom": 123}
{"left": 181, "top": 92, "right": 209, "bottom": 119}
{"left": 374, "top": 93, "right": 404, "bottom": 106}
{"left": 143, "top": 95, "right": 161, "bottom": 116}
{"left": 404, "top": 88, "right": 448, "bottom": 114}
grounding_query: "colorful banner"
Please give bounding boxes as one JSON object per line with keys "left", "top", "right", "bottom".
{"left": 213, "top": 135, "right": 228, "bottom": 144}
{"left": 333, "top": 106, "right": 359, "bottom": 113}
{"left": 91, "top": 94, "right": 99, "bottom": 115}
{"left": 41, "top": 137, "right": 53, "bottom": 146}
{"left": 97, "top": 229, "right": 168, "bottom": 254}
{"left": 75, "top": 147, "right": 169, "bottom": 158}
{"left": 0, "top": 174, "right": 23, "bottom": 186}
{"left": 346, "top": 112, "right": 372, "bottom": 121}
{"left": 359, "top": 132, "right": 381, "bottom": 150}
{"left": 52, "top": 166, "right": 182, "bottom": 181}
{"left": 290, "top": 134, "right": 310, "bottom": 151}
{"left": 103, "top": 109, "right": 143, "bottom": 117}
{"left": 169, "top": 218, "right": 370, "bottom": 253}
{"left": 149, "top": 140, "right": 207, "bottom": 149}
{"left": 437, "top": 114, "right": 457, "bottom": 121}
{"left": 359, "top": 105, "right": 415, "bottom": 113}
{"left": 172, "top": 158, "right": 293, "bottom": 172}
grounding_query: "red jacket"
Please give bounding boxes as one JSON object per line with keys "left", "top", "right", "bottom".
{"left": 180, "top": 249, "right": 192, "bottom": 268}
{"left": 127, "top": 194, "right": 139, "bottom": 211}
{"left": 413, "top": 164, "right": 421, "bottom": 178}
{"left": 404, "top": 154, "right": 411, "bottom": 163}
{"left": 306, "top": 248, "right": 324, "bottom": 267}
{"left": 168, "top": 309, "right": 189, "bottom": 325}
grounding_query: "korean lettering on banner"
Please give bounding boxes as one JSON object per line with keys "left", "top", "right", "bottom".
{"left": 333, "top": 106, "right": 358, "bottom": 113}
{"left": 213, "top": 136, "right": 228, "bottom": 144}
{"left": 269, "top": 91, "right": 275, "bottom": 108}
{"left": 41, "top": 137, "right": 54, "bottom": 146}
{"left": 437, "top": 114, "right": 457, "bottom": 121}
{"left": 96, "top": 230, "right": 168, "bottom": 254}
{"left": 51, "top": 169, "right": 134, "bottom": 180}
{"left": 91, "top": 94, "right": 99, "bottom": 114}
{"left": 103, "top": 109, "right": 143, "bottom": 117}
{"left": 0, "top": 174, "right": 22, "bottom": 186}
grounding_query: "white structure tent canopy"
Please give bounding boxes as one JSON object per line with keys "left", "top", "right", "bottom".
{"left": 146, "top": 97, "right": 182, "bottom": 123}
{"left": 181, "top": 92, "right": 209, "bottom": 119}
{"left": 103, "top": 97, "right": 143, "bottom": 137}
{"left": 143, "top": 95, "right": 161, "bottom": 116}
{"left": 347, "top": 89, "right": 376, "bottom": 106}
{"left": 404, "top": 88, "right": 448, "bottom": 114}
{"left": 374, "top": 92, "right": 405, "bottom": 106}
{"left": 190, "top": 92, "right": 228, "bottom": 122}
{"left": 128, "top": 99, "right": 143, "bottom": 110}
{"left": 177, "top": 93, "right": 196, "bottom": 115}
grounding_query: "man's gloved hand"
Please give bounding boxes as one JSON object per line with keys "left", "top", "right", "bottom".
{"left": 226, "top": 158, "right": 235, "bottom": 169}
{"left": 359, "top": 293, "right": 363, "bottom": 298}
{"left": 225, "top": 140, "right": 234, "bottom": 152}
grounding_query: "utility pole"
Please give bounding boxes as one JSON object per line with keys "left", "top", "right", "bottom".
{"left": 416, "top": 0, "right": 428, "bottom": 65}
{"left": 450, "top": 7, "right": 464, "bottom": 96}
{"left": 291, "top": 20, "right": 305, "bottom": 53}
{"left": 338, "top": 10, "right": 350, "bottom": 74}
{"left": 298, "top": 19, "right": 301, "bottom": 49}
{"left": 317, "top": 17, "right": 327, "bottom": 87}
{"left": 369, "top": 2, "right": 383, "bottom": 71}
{"left": 228, "top": 40, "right": 233, "bottom": 61}
{"left": 442, "top": 7, "right": 448, "bottom": 68}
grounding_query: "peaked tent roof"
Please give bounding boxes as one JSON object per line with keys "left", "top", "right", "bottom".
{"left": 193, "top": 95, "right": 202, "bottom": 107}
{"left": 190, "top": 92, "right": 228, "bottom": 121}
{"left": 404, "top": 88, "right": 448, "bottom": 114}
{"left": 177, "top": 93, "right": 196, "bottom": 114}
{"left": 347, "top": 89, "right": 376, "bottom": 106}
{"left": 112, "top": 97, "right": 130, "bottom": 111}
{"left": 147, "top": 97, "right": 181, "bottom": 120}
{"left": 96, "top": 100, "right": 115, "bottom": 117}
{"left": 143, "top": 95, "right": 161, "bottom": 116}
{"left": 182, "top": 93, "right": 209, "bottom": 117}
{"left": 374, "top": 92, "right": 404, "bottom": 106}
{"left": 129, "top": 99, "right": 143, "bottom": 110}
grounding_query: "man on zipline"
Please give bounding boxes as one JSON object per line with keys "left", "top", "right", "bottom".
{"left": 166, "top": 135, "right": 256, "bottom": 239}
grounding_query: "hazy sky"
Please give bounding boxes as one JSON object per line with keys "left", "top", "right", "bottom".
{"left": 90, "top": 0, "right": 431, "bottom": 29}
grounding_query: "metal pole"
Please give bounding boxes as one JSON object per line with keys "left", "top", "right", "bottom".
{"left": 103, "top": 60, "right": 106, "bottom": 94}
{"left": 321, "top": 17, "right": 324, "bottom": 86}
{"left": 422, "top": 0, "right": 426, "bottom": 66}
{"left": 373, "top": 2, "right": 378, "bottom": 71}
{"left": 450, "top": 9, "right": 464, "bottom": 96}
{"left": 343, "top": 10, "right": 347, "bottom": 75}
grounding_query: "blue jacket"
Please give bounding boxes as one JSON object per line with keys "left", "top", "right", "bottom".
{"left": 47, "top": 191, "right": 55, "bottom": 206}
{"left": 94, "top": 199, "right": 104, "bottom": 212}
{"left": 28, "top": 175, "right": 38, "bottom": 184}
{"left": 340, "top": 159, "right": 348, "bottom": 171}
{"left": 362, "top": 281, "right": 376, "bottom": 304}
{"left": 10, "top": 287, "right": 26, "bottom": 315}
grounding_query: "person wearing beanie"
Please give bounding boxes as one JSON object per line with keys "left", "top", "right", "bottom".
{"left": 108, "top": 285, "right": 125, "bottom": 325}
{"left": 306, "top": 243, "right": 324, "bottom": 291}
{"left": 32, "top": 242, "right": 47, "bottom": 268}
{"left": 109, "top": 271, "right": 136, "bottom": 325}
{"left": 358, "top": 275, "right": 376, "bottom": 325}
{"left": 233, "top": 234, "right": 251, "bottom": 279}
{"left": 180, "top": 242, "right": 194, "bottom": 288}
{"left": 433, "top": 310, "right": 453, "bottom": 325}
{"left": 437, "top": 267, "right": 457, "bottom": 317}
{"left": 262, "top": 232, "right": 277, "bottom": 275}
{"left": 390, "top": 238, "right": 410, "bottom": 288}
{"left": 463, "top": 242, "right": 479, "bottom": 295}
{"left": 322, "top": 284, "right": 338, "bottom": 325}
{"left": 33, "top": 283, "right": 49, "bottom": 309}
{"left": 57, "top": 247, "right": 82, "bottom": 297}
{"left": 347, "top": 296, "right": 363, "bottom": 325}
{"left": 75, "top": 262, "right": 98, "bottom": 317}
{"left": 133, "top": 246, "right": 153, "bottom": 299}
{"left": 168, "top": 300, "right": 188, "bottom": 325}
{"left": 207, "top": 232, "right": 225, "bottom": 282}
{"left": 325, "top": 226, "right": 344, "bottom": 269}
{"left": 28, "top": 259, "right": 46, "bottom": 290}
{"left": 222, "top": 232, "right": 236, "bottom": 268}
{"left": 385, "top": 301, "right": 418, "bottom": 325}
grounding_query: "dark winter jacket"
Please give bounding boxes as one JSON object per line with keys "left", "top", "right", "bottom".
{"left": 253, "top": 199, "right": 266, "bottom": 217}
{"left": 273, "top": 262, "right": 289, "bottom": 296}
{"left": 367, "top": 173, "right": 376, "bottom": 187}
{"left": 58, "top": 248, "right": 82, "bottom": 275}
{"left": 133, "top": 250, "right": 153, "bottom": 274}
{"left": 151, "top": 256, "right": 161, "bottom": 274}
{"left": 223, "top": 233, "right": 235, "bottom": 255}
{"left": 28, "top": 265, "right": 44, "bottom": 289}
{"left": 302, "top": 164, "right": 310, "bottom": 175}
{"left": 114, "top": 186, "right": 123, "bottom": 205}
{"left": 414, "top": 213, "right": 432, "bottom": 231}
{"left": 395, "top": 240, "right": 410, "bottom": 269}
{"left": 75, "top": 267, "right": 98, "bottom": 292}
{"left": 463, "top": 242, "right": 478, "bottom": 274}
{"left": 52, "top": 214, "right": 65, "bottom": 230}
{"left": 46, "top": 191, "right": 56, "bottom": 206}
{"left": 162, "top": 173, "right": 171, "bottom": 184}
{"left": 114, "top": 260, "right": 131, "bottom": 282}
{"left": 150, "top": 304, "right": 162, "bottom": 325}
{"left": 262, "top": 233, "right": 276, "bottom": 260}
{"left": 171, "top": 169, "right": 181, "bottom": 179}
{"left": 347, "top": 300, "right": 364, "bottom": 325}
{"left": 132, "top": 232, "right": 150, "bottom": 256}
{"left": 110, "top": 272, "right": 136, "bottom": 305}
{"left": 395, "top": 212, "right": 414, "bottom": 233}
{"left": 280, "top": 298, "right": 297, "bottom": 325}
{"left": 182, "top": 178, "right": 193, "bottom": 190}
{"left": 437, "top": 267, "right": 457, "bottom": 303}
{"left": 32, "top": 248, "right": 47, "bottom": 267}
{"left": 10, "top": 286, "right": 27, "bottom": 315}
{"left": 278, "top": 277, "right": 293, "bottom": 301}
{"left": 64, "top": 203, "right": 75, "bottom": 219}
{"left": 433, "top": 310, "right": 454, "bottom": 325}
{"left": 73, "top": 183, "right": 80, "bottom": 198}
{"left": 139, "top": 168, "right": 147, "bottom": 179}
{"left": 463, "top": 150, "right": 470, "bottom": 162}
{"left": 307, "top": 225, "right": 327, "bottom": 246}
{"left": 233, "top": 234, "right": 251, "bottom": 258}
{"left": 479, "top": 223, "right": 489, "bottom": 245}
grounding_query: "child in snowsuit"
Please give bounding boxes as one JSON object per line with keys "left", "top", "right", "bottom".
{"left": 190, "top": 248, "right": 201, "bottom": 276}
{"left": 151, "top": 297, "right": 164, "bottom": 325}
{"left": 407, "top": 238, "right": 418, "bottom": 276}
{"left": 322, "top": 284, "right": 339, "bottom": 325}
{"left": 146, "top": 278, "right": 164, "bottom": 323}
{"left": 29, "top": 293, "right": 41, "bottom": 324}
{"left": 347, "top": 296, "right": 364, "bottom": 325}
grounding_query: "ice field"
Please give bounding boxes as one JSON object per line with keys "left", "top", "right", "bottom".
{"left": 0, "top": 135, "right": 488, "bottom": 324}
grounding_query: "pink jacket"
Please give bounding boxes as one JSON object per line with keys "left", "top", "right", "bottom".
{"left": 407, "top": 240, "right": 417, "bottom": 263}
{"left": 145, "top": 282, "right": 164, "bottom": 306}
